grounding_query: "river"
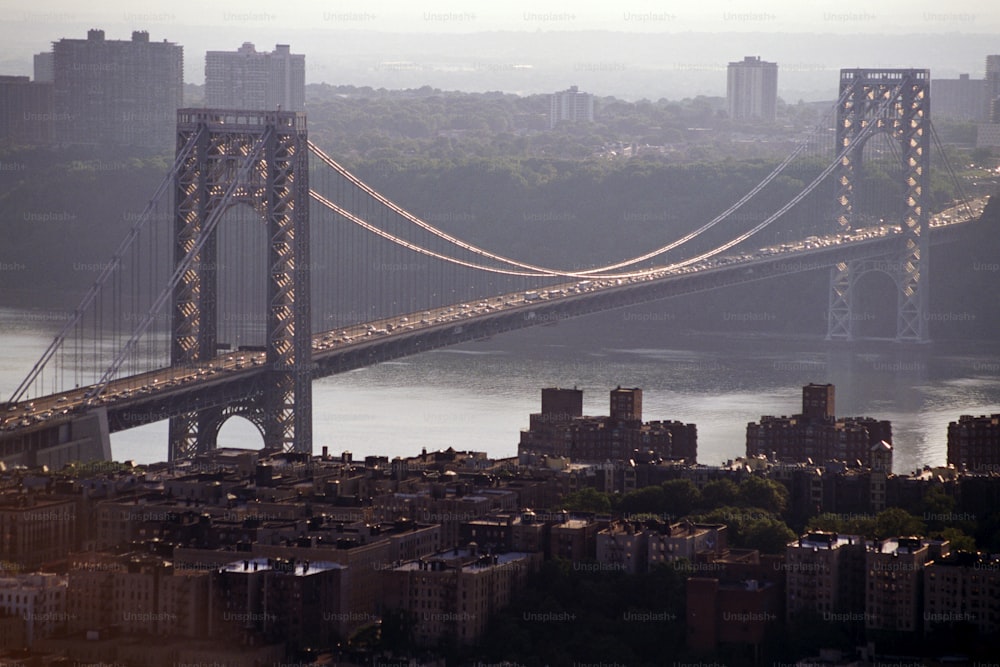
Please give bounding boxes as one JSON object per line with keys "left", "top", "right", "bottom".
{"left": 2, "top": 306, "right": 999, "bottom": 474}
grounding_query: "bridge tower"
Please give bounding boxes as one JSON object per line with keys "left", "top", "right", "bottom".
{"left": 169, "top": 109, "right": 312, "bottom": 459}
{"left": 827, "top": 68, "right": 931, "bottom": 342}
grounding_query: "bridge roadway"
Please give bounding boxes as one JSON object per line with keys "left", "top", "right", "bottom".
{"left": 0, "top": 198, "right": 986, "bottom": 445}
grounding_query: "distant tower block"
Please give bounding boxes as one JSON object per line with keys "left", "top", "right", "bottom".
{"left": 802, "top": 383, "right": 835, "bottom": 420}
{"left": 541, "top": 387, "right": 583, "bottom": 422}
{"left": 205, "top": 42, "right": 306, "bottom": 112}
{"left": 727, "top": 56, "right": 778, "bottom": 122}
{"left": 828, "top": 68, "right": 931, "bottom": 343}
{"left": 549, "top": 85, "right": 594, "bottom": 129}
{"left": 610, "top": 387, "right": 642, "bottom": 423}
{"left": 870, "top": 440, "right": 893, "bottom": 474}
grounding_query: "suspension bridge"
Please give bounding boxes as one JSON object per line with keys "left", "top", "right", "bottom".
{"left": 0, "top": 68, "right": 988, "bottom": 467}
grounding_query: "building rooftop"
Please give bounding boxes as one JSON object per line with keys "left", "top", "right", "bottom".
{"left": 394, "top": 547, "right": 531, "bottom": 572}
{"left": 791, "top": 531, "right": 863, "bottom": 550}
{"left": 221, "top": 557, "right": 342, "bottom": 576}
{"left": 873, "top": 537, "right": 925, "bottom": 555}
{"left": 928, "top": 550, "right": 1000, "bottom": 568}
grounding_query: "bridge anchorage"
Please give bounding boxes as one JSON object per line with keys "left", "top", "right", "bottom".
{"left": 169, "top": 109, "right": 312, "bottom": 459}
{"left": 827, "top": 69, "right": 931, "bottom": 343}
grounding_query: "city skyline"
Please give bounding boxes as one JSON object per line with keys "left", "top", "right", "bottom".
{"left": 0, "top": 8, "right": 999, "bottom": 662}
{"left": 0, "top": 2, "right": 999, "bottom": 101}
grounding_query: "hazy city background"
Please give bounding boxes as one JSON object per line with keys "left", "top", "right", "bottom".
{"left": 1, "top": 1, "right": 999, "bottom": 469}
{"left": 1, "top": 0, "right": 999, "bottom": 101}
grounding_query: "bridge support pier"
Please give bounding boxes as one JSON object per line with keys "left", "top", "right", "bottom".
{"left": 827, "top": 258, "right": 931, "bottom": 341}
{"left": 168, "top": 109, "right": 311, "bottom": 460}
{"left": 829, "top": 68, "right": 931, "bottom": 343}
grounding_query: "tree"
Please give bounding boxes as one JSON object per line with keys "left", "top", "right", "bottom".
{"left": 660, "top": 478, "right": 701, "bottom": 517}
{"left": 874, "top": 508, "right": 926, "bottom": 540}
{"left": 699, "top": 479, "right": 739, "bottom": 509}
{"left": 807, "top": 512, "right": 875, "bottom": 537}
{"left": 742, "top": 517, "right": 797, "bottom": 554}
{"left": 933, "top": 527, "right": 976, "bottom": 552}
{"left": 619, "top": 485, "right": 665, "bottom": 516}
{"left": 921, "top": 486, "right": 958, "bottom": 531}
{"left": 558, "top": 487, "right": 612, "bottom": 514}
{"left": 738, "top": 476, "right": 789, "bottom": 515}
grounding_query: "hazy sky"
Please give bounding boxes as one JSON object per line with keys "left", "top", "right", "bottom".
{"left": 1, "top": 0, "right": 997, "bottom": 97}
{"left": 6, "top": 0, "right": 998, "bottom": 34}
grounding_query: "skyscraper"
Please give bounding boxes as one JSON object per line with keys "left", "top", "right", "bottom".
{"left": 549, "top": 85, "right": 594, "bottom": 129}
{"left": 933, "top": 74, "right": 990, "bottom": 122}
{"left": 727, "top": 56, "right": 778, "bottom": 123}
{"left": 987, "top": 55, "right": 1000, "bottom": 120}
{"left": 0, "top": 76, "right": 53, "bottom": 146}
{"left": 51, "top": 29, "right": 183, "bottom": 149}
{"left": 802, "top": 383, "right": 835, "bottom": 420}
{"left": 947, "top": 414, "right": 1000, "bottom": 472}
{"left": 986, "top": 54, "right": 1000, "bottom": 88}
{"left": 205, "top": 43, "right": 305, "bottom": 112}
{"left": 33, "top": 52, "right": 53, "bottom": 83}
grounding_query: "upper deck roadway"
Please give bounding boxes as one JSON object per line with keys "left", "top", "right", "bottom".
{"left": 0, "top": 197, "right": 986, "bottom": 440}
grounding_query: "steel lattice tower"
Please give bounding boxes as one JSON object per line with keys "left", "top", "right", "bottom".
{"left": 169, "top": 109, "right": 311, "bottom": 459}
{"left": 827, "top": 69, "right": 931, "bottom": 342}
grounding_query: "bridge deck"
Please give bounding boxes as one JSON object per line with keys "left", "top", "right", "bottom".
{"left": 0, "top": 198, "right": 984, "bottom": 448}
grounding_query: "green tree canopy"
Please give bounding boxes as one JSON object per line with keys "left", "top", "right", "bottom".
{"left": 557, "top": 487, "right": 613, "bottom": 514}
{"left": 699, "top": 479, "right": 739, "bottom": 508}
{"left": 738, "top": 476, "right": 789, "bottom": 516}
{"left": 659, "top": 478, "right": 701, "bottom": 517}
{"left": 741, "top": 517, "right": 797, "bottom": 554}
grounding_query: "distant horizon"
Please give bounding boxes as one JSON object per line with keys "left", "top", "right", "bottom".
{"left": 1, "top": 14, "right": 997, "bottom": 101}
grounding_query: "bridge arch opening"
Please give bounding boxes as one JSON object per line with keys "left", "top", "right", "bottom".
{"left": 852, "top": 268, "right": 898, "bottom": 339}
{"left": 215, "top": 414, "right": 266, "bottom": 449}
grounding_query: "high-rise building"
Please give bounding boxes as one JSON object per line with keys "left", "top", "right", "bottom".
{"left": 727, "top": 56, "right": 778, "bottom": 123}
{"left": 33, "top": 52, "right": 54, "bottom": 83}
{"left": 802, "top": 383, "right": 835, "bottom": 420}
{"left": 549, "top": 85, "right": 594, "bottom": 129}
{"left": 785, "top": 531, "right": 865, "bottom": 622}
{"left": 947, "top": 414, "right": 1000, "bottom": 473}
{"left": 988, "top": 55, "right": 1000, "bottom": 76}
{"left": 986, "top": 54, "right": 1000, "bottom": 96}
{"left": 540, "top": 387, "right": 583, "bottom": 423}
{"left": 205, "top": 43, "right": 305, "bottom": 112}
{"left": 383, "top": 547, "right": 539, "bottom": 646}
{"left": 932, "top": 74, "right": 990, "bottom": 122}
{"left": 0, "top": 76, "right": 53, "bottom": 146}
{"left": 865, "top": 537, "right": 948, "bottom": 633}
{"left": 610, "top": 386, "right": 642, "bottom": 422}
{"left": 924, "top": 550, "right": 1000, "bottom": 637}
{"left": 972, "top": 56, "right": 1000, "bottom": 146}
{"left": 520, "top": 387, "right": 697, "bottom": 463}
{"left": 215, "top": 557, "right": 344, "bottom": 649}
{"left": 51, "top": 29, "right": 183, "bottom": 148}
{"left": 746, "top": 384, "right": 892, "bottom": 468}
